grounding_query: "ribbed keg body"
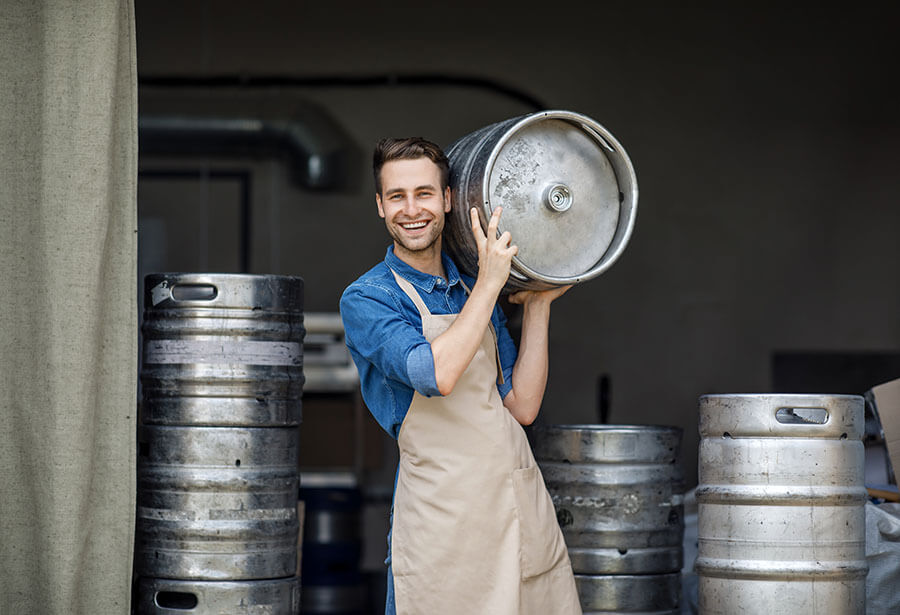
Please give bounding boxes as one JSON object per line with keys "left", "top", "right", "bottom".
{"left": 696, "top": 394, "right": 867, "bottom": 615}
{"left": 136, "top": 425, "right": 299, "bottom": 580}
{"left": 141, "top": 273, "right": 305, "bottom": 426}
{"left": 575, "top": 573, "right": 681, "bottom": 615}
{"left": 529, "top": 424, "right": 684, "bottom": 613}
{"left": 135, "top": 577, "right": 300, "bottom": 615}
{"left": 444, "top": 110, "right": 638, "bottom": 293}
{"left": 136, "top": 273, "right": 304, "bottom": 586}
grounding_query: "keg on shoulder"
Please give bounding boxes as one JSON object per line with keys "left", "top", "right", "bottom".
{"left": 136, "top": 273, "right": 304, "bottom": 614}
{"left": 443, "top": 110, "right": 638, "bottom": 293}
{"left": 696, "top": 394, "right": 867, "bottom": 615}
{"left": 528, "top": 424, "right": 684, "bottom": 614}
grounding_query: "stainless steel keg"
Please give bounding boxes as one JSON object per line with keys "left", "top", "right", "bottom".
{"left": 529, "top": 425, "right": 684, "bottom": 574}
{"left": 136, "top": 424, "right": 300, "bottom": 580}
{"left": 529, "top": 424, "right": 683, "bottom": 614}
{"left": 141, "top": 273, "right": 304, "bottom": 426}
{"left": 696, "top": 394, "right": 868, "bottom": 614}
{"left": 135, "top": 576, "right": 300, "bottom": 615}
{"left": 575, "top": 573, "right": 681, "bottom": 615}
{"left": 444, "top": 110, "right": 638, "bottom": 292}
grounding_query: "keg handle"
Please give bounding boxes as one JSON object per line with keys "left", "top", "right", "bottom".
{"left": 155, "top": 591, "right": 199, "bottom": 609}
{"left": 775, "top": 407, "right": 829, "bottom": 425}
{"left": 150, "top": 280, "right": 218, "bottom": 305}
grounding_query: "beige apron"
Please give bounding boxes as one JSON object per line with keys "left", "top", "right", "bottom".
{"left": 389, "top": 270, "right": 581, "bottom": 615}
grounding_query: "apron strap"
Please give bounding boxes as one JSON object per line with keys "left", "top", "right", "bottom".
{"left": 389, "top": 268, "right": 506, "bottom": 387}
{"left": 458, "top": 277, "right": 506, "bottom": 386}
{"left": 389, "top": 268, "right": 431, "bottom": 320}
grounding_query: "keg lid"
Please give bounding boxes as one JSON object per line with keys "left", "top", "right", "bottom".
{"left": 484, "top": 112, "right": 636, "bottom": 281}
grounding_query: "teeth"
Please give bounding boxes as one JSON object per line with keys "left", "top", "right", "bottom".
{"left": 401, "top": 221, "right": 427, "bottom": 229}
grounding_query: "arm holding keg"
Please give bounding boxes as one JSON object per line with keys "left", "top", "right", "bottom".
{"left": 502, "top": 283, "right": 570, "bottom": 425}
{"left": 430, "top": 206, "right": 517, "bottom": 396}
{"left": 430, "top": 206, "right": 570, "bottom": 425}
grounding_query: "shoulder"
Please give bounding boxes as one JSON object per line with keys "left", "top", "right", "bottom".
{"left": 341, "top": 262, "right": 400, "bottom": 303}
{"left": 340, "top": 262, "right": 413, "bottom": 324}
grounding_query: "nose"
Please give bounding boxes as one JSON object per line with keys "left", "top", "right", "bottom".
{"left": 400, "top": 195, "right": 418, "bottom": 215}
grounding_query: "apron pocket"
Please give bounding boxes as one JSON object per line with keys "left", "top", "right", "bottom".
{"left": 511, "top": 465, "right": 568, "bottom": 580}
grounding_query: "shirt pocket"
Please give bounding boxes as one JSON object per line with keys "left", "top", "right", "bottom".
{"left": 511, "top": 464, "right": 568, "bottom": 580}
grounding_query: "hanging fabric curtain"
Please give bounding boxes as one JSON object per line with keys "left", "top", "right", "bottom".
{"left": 0, "top": 1, "right": 137, "bottom": 613}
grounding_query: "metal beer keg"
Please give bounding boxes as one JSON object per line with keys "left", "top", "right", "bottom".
{"left": 136, "top": 424, "right": 300, "bottom": 580}
{"left": 696, "top": 394, "right": 868, "bottom": 614}
{"left": 135, "top": 576, "right": 300, "bottom": 615}
{"left": 528, "top": 425, "right": 684, "bottom": 614}
{"left": 443, "top": 110, "right": 638, "bottom": 292}
{"left": 574, "top": 573, "right": 681, "bottom": 615}
{"left": 141, "top": 273, "right": 305, "bottom": 426}
{"left": 136, "top": 273, "right": 304, "bottom": 589}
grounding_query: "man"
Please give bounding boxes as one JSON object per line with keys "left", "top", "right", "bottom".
{"left": 340, "top": 137, "right": 581, "bottom": 615}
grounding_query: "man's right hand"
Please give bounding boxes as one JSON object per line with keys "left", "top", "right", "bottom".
{"left": 470, "top": 206, "right": 517, "bottom": 295}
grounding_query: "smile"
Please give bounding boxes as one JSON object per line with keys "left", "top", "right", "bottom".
{"left": 400, "top": 221, "right": 428, "bottom": 230}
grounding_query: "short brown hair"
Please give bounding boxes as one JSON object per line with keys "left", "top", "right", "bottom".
{"left": 373, "top": 137, "right": 450, "bottom": 195}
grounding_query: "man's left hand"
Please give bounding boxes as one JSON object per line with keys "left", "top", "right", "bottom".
{"left": 507, "top": 285, "right": 572, "bottom": 307}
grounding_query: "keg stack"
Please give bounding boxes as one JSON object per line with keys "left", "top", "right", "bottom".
{"left": 696, "top": 394, "right": 868, "bottom": 615}
{"left": 529, "top": 425, "right": 685, "bottom": 614}
{"left": 135, "top": 273, "right": 304, "bottom": 615}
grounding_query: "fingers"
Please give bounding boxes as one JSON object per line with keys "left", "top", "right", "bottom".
{"left": 507, "top": 291, "right": 528, "bottom": 304}
{"left": 487, "top": 206, "right": 502, "bottom": 238}
{"left": 469, "top": 207, "right": 486, "bottom": 249}
{"left": 507, "top": 284, "right": 572, "bottom": 306}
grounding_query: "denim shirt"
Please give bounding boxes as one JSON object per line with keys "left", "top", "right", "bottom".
{"left": 339, "top": 246, "right": 517, "bottom": 439}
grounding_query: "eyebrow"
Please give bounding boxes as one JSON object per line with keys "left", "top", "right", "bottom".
{"left": 384, "top": 184, "right": 438, "bottom": 196}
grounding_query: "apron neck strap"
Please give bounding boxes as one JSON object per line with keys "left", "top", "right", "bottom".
{"left": 389, "top": 268, "right": 431, "bottom": 320}
{"left": 388, "top": 267, "right": 505, "bottom": 386}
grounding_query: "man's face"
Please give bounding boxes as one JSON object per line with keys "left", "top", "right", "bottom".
{"left": 376, "top": 157, "right": 451, "bottom": 257}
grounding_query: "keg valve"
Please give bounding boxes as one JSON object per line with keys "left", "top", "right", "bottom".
{"left": 544, "top": 183, "right": 573, "bottom": 213}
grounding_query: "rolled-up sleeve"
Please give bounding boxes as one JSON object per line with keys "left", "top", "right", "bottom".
{"left": 340, "top": 281, "right": 440, "bottom": 397}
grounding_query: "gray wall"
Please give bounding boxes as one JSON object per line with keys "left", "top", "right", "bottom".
{"left": 135, "top": 1, "right": 900, "bottom": 487}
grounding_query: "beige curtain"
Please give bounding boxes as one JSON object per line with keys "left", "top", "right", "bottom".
{"left": 0, "top": 1, "right": 137, "bottom": 614}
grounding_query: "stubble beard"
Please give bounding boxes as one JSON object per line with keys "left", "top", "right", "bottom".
{"left": 388, "top": 212, "right": 446, "bottom": 260}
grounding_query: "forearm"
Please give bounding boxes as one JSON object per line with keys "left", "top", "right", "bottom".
{"left": 504, "top": 298, "right": 552, "bottom": 425}
{"left": 430, "top": 282, "right": 500, "bottom": 395}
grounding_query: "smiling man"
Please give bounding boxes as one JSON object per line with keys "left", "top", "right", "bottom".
{"left": 339, "top": 137, "right": 580, "bottom": 615}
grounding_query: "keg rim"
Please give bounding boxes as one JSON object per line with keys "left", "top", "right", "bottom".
{"left": 145, "top": 271, "right": 304, "bottom": 284}
{"left": 481, "top": 109, "right": 639, "bottom": 285}
{"left": 531, "top": 423, "right": 682, "bottom": 434}
{"left": 699, "top": 392, "right": 864, "bottom": 402}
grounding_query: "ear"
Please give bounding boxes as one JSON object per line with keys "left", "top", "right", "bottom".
{"left": 443, "top": 186, "right": 452, "bottom": 213}
{"left": 376, "top": 193, "right": 385, "bottom": 219}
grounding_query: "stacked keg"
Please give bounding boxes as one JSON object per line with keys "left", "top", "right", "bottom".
{"left": 135, "top": 273, "right": 304, "bottom": 614}
{"left": 696, "top": 394, "right": 868, "bottom": 614}
{"left": 528, "top": 425, "right": 684, "bottom": 614}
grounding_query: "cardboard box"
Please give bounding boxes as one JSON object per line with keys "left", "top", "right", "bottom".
{"left": 871, "top": 377, "right": 900, "bottom": 484}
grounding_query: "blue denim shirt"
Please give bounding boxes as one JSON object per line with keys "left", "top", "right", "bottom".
{"left": 339, "top": 246, "right": 517, "bottom": 439}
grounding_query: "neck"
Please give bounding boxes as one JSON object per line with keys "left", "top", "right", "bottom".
{"left": 393, "top": 240, "right": 447, "bottom": 280}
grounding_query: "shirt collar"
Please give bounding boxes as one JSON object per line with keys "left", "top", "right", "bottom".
{"left": 385, "top": 245, "right": 461, "bottom": 293}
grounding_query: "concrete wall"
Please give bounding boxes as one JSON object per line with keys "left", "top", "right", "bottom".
{"left": 135, "top": 1, "right": 900, "bottom": 487}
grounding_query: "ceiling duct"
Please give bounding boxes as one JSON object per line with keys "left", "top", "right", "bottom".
{"left": 138, "top": 103, "right": 358, "bottom": 190}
